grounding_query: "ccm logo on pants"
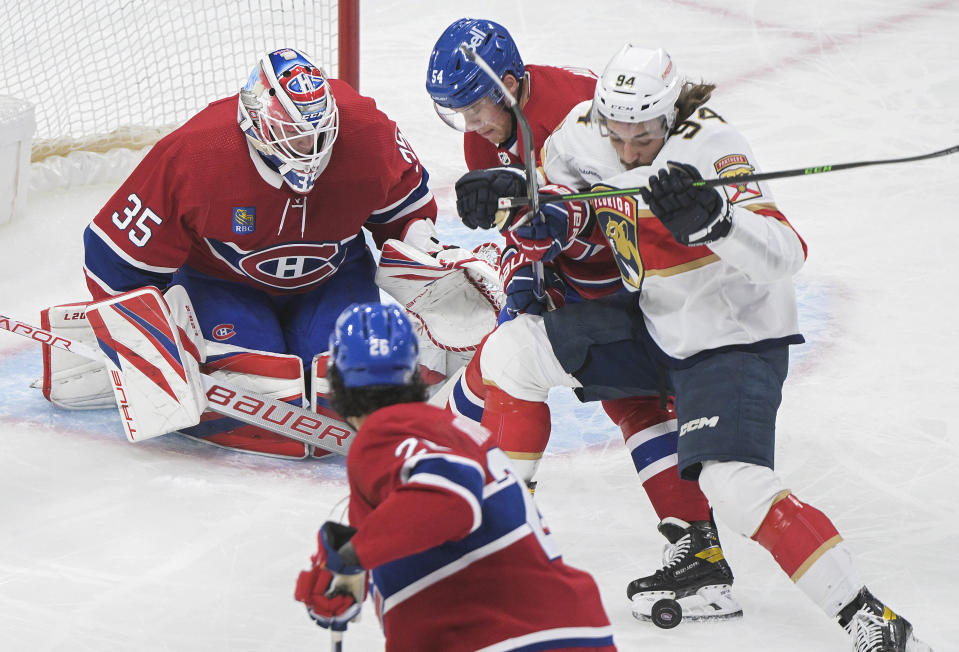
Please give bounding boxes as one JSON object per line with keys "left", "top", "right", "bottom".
{"left": 680, "top": 416, "right": 719, "bottom": 437}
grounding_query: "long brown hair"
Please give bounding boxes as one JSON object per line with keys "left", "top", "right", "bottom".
{"left": 674, "top": 81, "right": 716, "bottom": 125}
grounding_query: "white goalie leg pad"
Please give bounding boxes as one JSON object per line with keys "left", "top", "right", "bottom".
{"left": 376, "top": 239, "right": 502, "bottom": 356}
{"left": 479, "top": 314, "right": 581, "bottom": 402}
{"left": 182, "top": 343, "right": 312, "bottom": 459}
{"left": 39, "top": 286, "right": 206, "bottom": 410}
{"left": 163, "top": 284, "right": 207, "bottom": 362}
{"left": 698, "top": 460, "right": 787, "bottom": 537}
{"left": 85, "top": 287, "right": 206, "bottom": 442}
{"left": 39, "top": 301, "right": 114, "bottom": 409}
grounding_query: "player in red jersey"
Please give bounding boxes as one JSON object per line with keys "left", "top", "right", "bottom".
{"left": 80, "top": 48, "right": 441, "bottom": 458}
{"left": 425, "top": 19, "right": 739, "bottom": 623}
{"left": 294, "top": 302, "right": 616, "bottom": 652}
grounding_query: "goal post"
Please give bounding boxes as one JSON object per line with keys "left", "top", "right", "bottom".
{"left": 1, "top": 0, "right": 360, "bottom": 162}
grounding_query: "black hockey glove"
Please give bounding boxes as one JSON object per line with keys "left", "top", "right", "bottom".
{"left": 455, "top": 167, "right": 527, "bottom": 230}
{"left": 639, "top": 161, "right": 732, "bottom": 246}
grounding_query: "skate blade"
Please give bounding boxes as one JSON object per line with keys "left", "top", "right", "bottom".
{"left": 630, "top": 584, "right": 743, "bottom": 624}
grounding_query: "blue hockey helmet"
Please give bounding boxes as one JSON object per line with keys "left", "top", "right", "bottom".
{"left": 238, "top": 48, "right": 339, "bottom": 193}
{"left": 426, "top": 18, "right": 524, "bottom": 126}
{"left": 329, "top": 303, "right": 419, "bottom": 388}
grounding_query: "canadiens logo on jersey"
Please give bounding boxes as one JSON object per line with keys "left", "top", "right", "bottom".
{"left": 212, "top": 323, "right": 236, "bottom": 341}
{"left": 591, "top": 187, "right": 645, "bottom": 291}
{"left": 233, "top": 207, "right": 256, "bottom": 234}
{"left": 714, "top": 154, "right": 763, "bottom": 204}
{"left": 206, "top": 240, "right": 345, "bottom": 291}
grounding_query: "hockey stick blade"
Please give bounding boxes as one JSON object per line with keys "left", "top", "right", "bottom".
{"left": 0, "top": 314, "right": 355, "bottom": 454}
{"left": 496, "top": 143, "right": 959, "bottom": 209}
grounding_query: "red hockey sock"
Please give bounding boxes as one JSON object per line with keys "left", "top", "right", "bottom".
{"left": 603, "top": 396, "right": 711, "bottom": 522}
{"left": 481, "top": 386, "right": 551, "bottom": 459}
{"left": 751, "top": 492, "right": 842, "bottom": 581}
{"left": 642, "top": 467, "right": 713, "bottom": 522}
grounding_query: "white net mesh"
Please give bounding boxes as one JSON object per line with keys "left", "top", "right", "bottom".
{"left": 1, "top": 0, "right": 342, "bottom": 159}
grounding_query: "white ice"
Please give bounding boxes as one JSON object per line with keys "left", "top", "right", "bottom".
{"left": 1, "top": 1, "right": 957, "bottom": 650}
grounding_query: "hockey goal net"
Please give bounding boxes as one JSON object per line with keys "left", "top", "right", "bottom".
{"left": 1, "top": 0, "right": 359, "bottom": 162}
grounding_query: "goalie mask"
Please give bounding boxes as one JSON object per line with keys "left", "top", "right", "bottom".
{"left": 238, "top": 48, "right": 339, "bottom": 193}
{"left": 592, "top": 44, "right": 682, "bottom": 139}
{"left": 425, "top": 18, "right": 524, "bottom": 131}
{"left": 329, "top": 303, "right": 419, "bottom": 388}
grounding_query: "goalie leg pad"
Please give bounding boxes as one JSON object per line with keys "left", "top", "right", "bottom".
{"left": 179, "top": 346, "right": 310, "bottom": 459}
{"left": 40, "top": 301, "right": 115, "bottom": 409}
{"left": 85, "top": 287, "right": 206, "bottom": 441}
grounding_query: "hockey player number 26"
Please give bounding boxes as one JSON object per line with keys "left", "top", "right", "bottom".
{"left": 111, "top": 193, "right": 163, "bottom": 247}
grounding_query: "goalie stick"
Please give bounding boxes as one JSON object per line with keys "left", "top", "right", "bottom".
{"left": 459, "top": 43, "right": 553, "bottom": 308}
{"left": 0, "top": 313, "right": 355, "bottom": 455}
{"left": 496, "top": 143, "right": 959, "bottom": 209}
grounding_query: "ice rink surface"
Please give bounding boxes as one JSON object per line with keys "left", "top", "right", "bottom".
{"left": 1, "top": 1, "right": 957, "bottom": 650}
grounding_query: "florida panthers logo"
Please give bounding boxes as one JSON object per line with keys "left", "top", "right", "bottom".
{"left": 592, "top": 187, "right": 645, "bottom": 291}
{"left": 206, "top": 239, "right": 346, "bottom": 291}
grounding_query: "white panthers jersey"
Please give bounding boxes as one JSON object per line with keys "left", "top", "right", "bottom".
{"left": 542, "top": 100, "right": 807, "bottom": 362}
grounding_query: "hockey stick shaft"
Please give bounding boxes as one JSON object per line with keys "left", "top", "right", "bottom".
{"left": 331, "top": 630, "right": 343, "bottom": 652}
{"left": 497, "top": 143, "right": 959, "bottom": 209}
{"left": 0, "top": 314, "right": 354, "bottom": 454}
{"left": 460, "top": 44, "right": 552, "bottom": 308}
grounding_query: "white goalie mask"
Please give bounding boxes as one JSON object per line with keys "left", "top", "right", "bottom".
{"left": 238, "top": 48, "right": 339, "bottom": 193}
{"left": 592, "top": 45, "right": 683, "bottom": 137}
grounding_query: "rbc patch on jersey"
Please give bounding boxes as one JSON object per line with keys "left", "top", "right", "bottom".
{"left": 233, "top": 207, "right": 256, "bottom": 234}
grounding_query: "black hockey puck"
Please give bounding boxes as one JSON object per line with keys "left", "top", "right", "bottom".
{"left": 651, "top": 598, "right": 682, "bottom": 629}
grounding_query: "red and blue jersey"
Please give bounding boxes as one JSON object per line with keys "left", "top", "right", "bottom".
{"left": 461, "top": 64, "right": 622, "bottom": 302}
{"left": 346, "top": 403, "right": 615, "bottom": 652}
{"left": 83, "top": 79, "right": 436, "bottom": 299}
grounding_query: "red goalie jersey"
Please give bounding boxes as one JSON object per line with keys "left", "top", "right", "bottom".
{"left": 82, "top": 79, "right": 437, "bottom": 300}
{"left": 344, "top": 403, "right": 616, "bottom": 652}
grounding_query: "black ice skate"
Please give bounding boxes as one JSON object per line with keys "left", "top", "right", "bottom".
{"left": 839, "top": 587, "right": 933, "bottom": 652}
{"left": 626, "top": 516, "right": 742, "bottom": 625}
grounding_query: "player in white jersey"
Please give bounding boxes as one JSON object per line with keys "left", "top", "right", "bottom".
{"left": 476, "top": 44, "right": 933, "bottom": 650}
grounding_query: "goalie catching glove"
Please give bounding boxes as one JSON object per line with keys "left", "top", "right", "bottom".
{"left": 294, "top": 522, "right": 367, "bottom": 631}
{"left": 509, "top": 185, "right": 591, "bottom": 262}
{"left": 499, "top": 246, "right": 566, "bottom": 318}
{"left": 638, "top": 161, "right": 732, "bottom": 246}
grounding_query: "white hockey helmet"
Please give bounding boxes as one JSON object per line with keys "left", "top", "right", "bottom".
{"left": 238, "top": 48, "right": 339, "bottom": 193}
{"left": 593, "top": 45, "right": 682, "bottom": 131}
